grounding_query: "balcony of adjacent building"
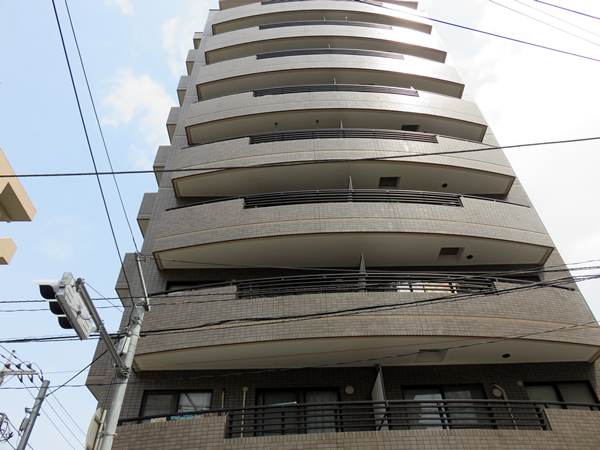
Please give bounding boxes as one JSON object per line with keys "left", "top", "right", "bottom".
{"left": 210, "top": 1, "right": 432, "bottom": 36}
{"left": 1, "top": 147, "right": 36, "bottom": 264}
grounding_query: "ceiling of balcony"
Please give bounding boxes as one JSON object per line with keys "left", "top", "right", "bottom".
{"left": 154, "top": 232, "right": 552, "bottom": 270}
{"left": 212, "top": 10, "right": 432, "bottom": 35}
{"left": 206, "top": 35, "right": 446, "bottom": 64}
{"left": 173, "top": 161, "right": 514, "bottom": 197}
{"left": 197, "top": 68, "right": 464, "bottom": 100}
{"left": 133, "top": 334, "right": 600, "bottom": 371}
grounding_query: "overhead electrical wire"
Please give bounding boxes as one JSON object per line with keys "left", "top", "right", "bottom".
{"left": 50, "top": 0, "right": 137, "bottom": 312}
{"left": 2, "top": 270, "right": 598, "bottom": 345}
{"left": 2, "top": 319, "right": 598, "bottom": 389}
{"left": 514, "top": 0, "right": 600, "bottom": 40}
{"left": 1, "top": 135, "right": 600, "bottom": 180}
{"left": 22, "top": 383, "right": 77, "bottom": 450}
{"left": 532, "top": 0, "right": 600, "bottom": 20}
{"left": 62, "top": 0, "right": 139, "bottom": 253}
{"left": 489, "top": 0, "right": 600, "bottom": 47}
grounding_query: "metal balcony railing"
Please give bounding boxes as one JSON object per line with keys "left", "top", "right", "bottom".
{"left": 261, "top": 0, "right": 383, "bottom": 6}
{"left": 259, "top": 20, "right": 392, "bottom": 30}
{"left": 167, "top": 189, "right": 528, "bottom": 212}
{"left": 253, "top": 84, "right": 418, "bottom": 97}
{"left": 118, "top": 399, "right": 600, "bottom": 436}
{"left": 256, "top": 48, "right": 404, "bottom": 60}
{"left": 250, "top": 128, "right": 438, "bottom": 144}
{"left": 235, "top": 272, "right": 495, "bottom": 298}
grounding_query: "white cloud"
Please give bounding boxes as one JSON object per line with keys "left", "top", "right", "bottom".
{"left": 162, "top": 1, "right": 216, "bottom": 77}
{"left": 105, "top": 0, "right": 133, "bottom": 15}
{"left": 102, "top": 69, "right": 175, "bottom": 168}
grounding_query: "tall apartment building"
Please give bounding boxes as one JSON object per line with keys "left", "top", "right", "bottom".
{"left": 87, "top": 0, "right": 600, "bottom": 447}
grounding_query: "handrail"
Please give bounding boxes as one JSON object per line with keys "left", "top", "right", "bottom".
{"left": 259, "top": 20, "right": 392, "bottom": 30}
{"left": 166, "top": 189, "right": 528, "bottom": 212}
{"left": 149, "top": 271, "right": 574, "bottom": 300}
{"left": 261, "top": 0, "right": 383, "bottom": 6}
{"left": 256, "top": 47, "right": 404, "bottom": 60}
{"left": 253, "top": 84, "right": 418, "bottom": 97}
{"left": 249, "top": 128, "right": 438, "bottom": 144}
{"left": 118, "top": 399, "right": 600, "bottom": 435}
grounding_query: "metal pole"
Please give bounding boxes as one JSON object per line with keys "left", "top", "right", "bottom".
{"left": 99, "top": 301, "right": 146, "bottom": 450}
{"left": 16, "top": 380, "right": 49, "bottom": 450}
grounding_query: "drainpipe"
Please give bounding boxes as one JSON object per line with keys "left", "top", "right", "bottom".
{"left": 240, "top": 387, "right": 248, "bottom": 437}
{"left": 493, "top": 384, "right": 517, "bottom": 429}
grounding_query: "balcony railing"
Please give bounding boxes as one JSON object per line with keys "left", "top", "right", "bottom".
{"left": 261, "top": 0, "right": 383, "bottom": 6}
{"left": 168, "top": 189, "right": 528, "bottom": 212}
{"left": 118, "top": 399, "right": 600, "bottom": 436}
{"left": 249, "top": 128, "right": 438, "bottom": 144}
{"left": 256, "top": 48, "right": 404, "bottom": 60}
{"left": 259, "top": 20, "right": 392, "bottom": 31}
{"left": 254, "top": 84, "right": 418, "bottom": 97}
{"left": 235, "top": 272, "right": 495, "bottom": 299}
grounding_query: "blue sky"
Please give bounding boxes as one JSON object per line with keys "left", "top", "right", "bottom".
{"left": 1, "top": 0, "right": 599, "bottom": 448}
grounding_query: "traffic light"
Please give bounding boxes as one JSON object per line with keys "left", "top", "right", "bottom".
{"left": 34, "top": 272, "right": 93, "bottom": 339}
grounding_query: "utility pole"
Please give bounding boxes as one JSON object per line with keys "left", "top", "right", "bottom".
{"left": 16, "top": 380, "right": 49, "bottom": 450}
{"left": 99, "top": 254, "right": 150, "bottom": 450}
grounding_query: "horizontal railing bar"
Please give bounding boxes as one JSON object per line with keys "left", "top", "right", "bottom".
{"left": 254, "top": 84, "right": 418, "bottom": 97}
{"left": 119, "top": 399, "right": 596, "bottom": 425}
{"left": 167, "top": 189, "right": 528, "bottom": 212}
{"left": 256, "top": 47, "right": 399, "bottom": 60}
{"left": 259, "top": 20, "right": 393, "bottom": 30}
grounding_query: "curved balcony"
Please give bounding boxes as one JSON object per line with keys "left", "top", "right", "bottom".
{"left": 203, "top": 24, "right": 446, "bottom": 64}
{"left": 212, "top": 1, "right": 432, "bottom": 35}
{"left": 151, "top": 194, "right": 551, "bottom": 270}
{"left": 183, "top": 89, "right": 488, "bottom": 144}
{"left": 131, "top": 272, "right": 600, "bottom": 370}
{"left": 195, "top": 54, "right": 464, "bottom": 100}
{"left": 119, "top": 398, "right": 600, "bottom": 434}
{"left": 171, "top": 135, "right": 515, "bottom": 198}
{"left": 170, "top": 189, "right": 525, "bottom": 210}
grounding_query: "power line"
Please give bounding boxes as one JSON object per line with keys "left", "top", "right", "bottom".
{"left": 62, "top": 0, "right": 139, "bottom": 253}
{"left": 46, "top": 349, "right": 108, "bottom": 397}
{"left": 50, "top": 0, "right": 137, "bottom": 314}
{"left": 2, "top": 269, "right": 595, "bottom": 345}
{"left": 490, "top": 0, "right": 600, "bottom": 47}
{"left": 1, "top": 135, "right": 599, "bottom": 180}
{"left": 532, "top": 0, "right": 600, "bottom": 20}
{"left": 1, "top": 318, "right": 597, "bottom": 388}
{"left": 514, "top": 0, "right": 600, "bottom": 40}
{"left": 22, "top": 383, "right": 77, "bottom": 450}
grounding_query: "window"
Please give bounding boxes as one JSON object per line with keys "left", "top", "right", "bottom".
{"left": 525, "top": 382, "right": 598, "bottom": 410}
{"left": 140, "top": 391, "right": 212, "bottom": 422}
{"left": 403, "top": 384, "right": 488, "bottom": 429}
{"left": 256, "top": 388, "right": 339, "bottom": 435}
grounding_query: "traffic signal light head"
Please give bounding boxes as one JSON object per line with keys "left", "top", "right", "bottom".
{"left": 34, "top": 272, "right": 93, "bottom": 339}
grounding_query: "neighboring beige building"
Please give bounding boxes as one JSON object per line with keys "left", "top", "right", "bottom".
{"left": 0, "top": 147, "right": 36, "bottom": 264}
{"left": 87, "top": 0, "right": 600, "bottom": 448}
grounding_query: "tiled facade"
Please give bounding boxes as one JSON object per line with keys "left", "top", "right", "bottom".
{"left": 86, "top": 0, "right": 600, "bottom": 448}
